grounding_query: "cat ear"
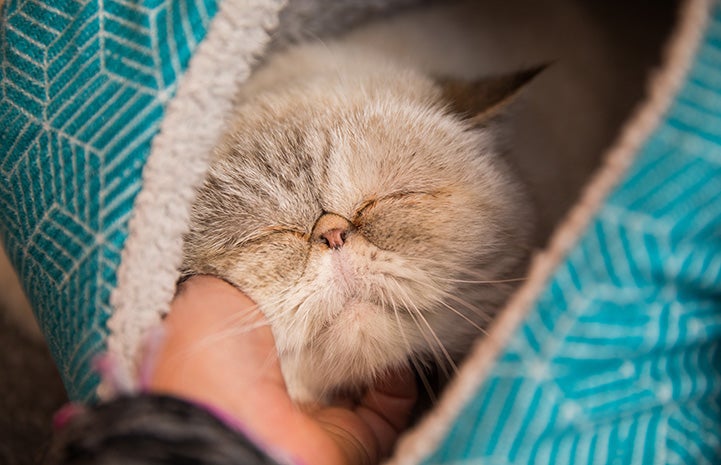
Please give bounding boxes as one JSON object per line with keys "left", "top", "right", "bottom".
{"left": 439, "top": 64, "right": 548, "bottom": 125}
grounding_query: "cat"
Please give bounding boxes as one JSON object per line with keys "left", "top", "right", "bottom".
{"left": 180, "top": 38, "right": 538, "bottom": 404}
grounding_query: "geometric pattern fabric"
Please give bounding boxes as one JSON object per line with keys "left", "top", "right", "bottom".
{"left": 1, "top": 1, "right": 720, "bottom": 463}
{"left": 0, "top": 0, "right": 218, "bottom": 401}
{"left": 421, "top": 2, "right": 721, "bottom": 463}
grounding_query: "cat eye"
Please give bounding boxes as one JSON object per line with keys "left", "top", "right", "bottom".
{"left": 353, "top": 190, "right": 438, "bottom": 221}
{"left": 242, "top": 227, "right": 308, "bottom": 245}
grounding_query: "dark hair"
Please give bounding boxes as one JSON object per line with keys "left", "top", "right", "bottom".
{"left": 43, "top": 395, "right": 281, "bottom": 465}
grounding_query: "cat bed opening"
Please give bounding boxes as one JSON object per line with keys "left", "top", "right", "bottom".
{"left": 1, "top": 0, "right": 720, "bottom": 463}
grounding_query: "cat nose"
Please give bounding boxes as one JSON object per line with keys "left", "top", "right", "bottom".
{"left": 321, "top": 228, "right": 346, "bottom": 249}
{"left": 312, "top": 213, "right": 352, "bottom": 249}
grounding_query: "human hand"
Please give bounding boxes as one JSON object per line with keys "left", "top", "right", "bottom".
{"left": 148, "top": 275, "right": 417, "bottom": 465}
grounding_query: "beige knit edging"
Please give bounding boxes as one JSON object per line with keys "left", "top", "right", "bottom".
{"left": 102, "top": 0, "right": 287, "bottom": 399}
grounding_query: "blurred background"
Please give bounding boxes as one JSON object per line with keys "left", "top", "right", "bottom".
{"left": 0, "top": 247, "right": 67, "bottom": 464}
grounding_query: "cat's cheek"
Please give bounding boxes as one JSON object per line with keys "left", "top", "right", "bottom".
{"left": 354, "top": 192, "right": 481, "bottom": 259}
{"left": 223, "top": 239, "right": 309, "bottom": 299}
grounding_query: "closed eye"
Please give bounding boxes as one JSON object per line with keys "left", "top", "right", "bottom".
{"left": 352, "top": 190, "right": 439, "bottom": 221}
{"left": 241, "top": 226, "right": 308, "bottom": 245}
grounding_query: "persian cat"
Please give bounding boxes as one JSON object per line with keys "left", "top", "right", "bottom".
{"left": 181, "top": 37, "right": 537, "bottom": 403}
{"left": 182, "top": 0, "right": 670, "bottom": 404}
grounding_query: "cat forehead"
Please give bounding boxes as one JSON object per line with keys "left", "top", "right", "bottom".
{"left": 224, "top": 102, "right": 492, "bottom": 193}
{"left": 212, "top": 79, "right": 502, "bottom": 217}
{"left": 230, "top": 49, "right": 499, "bottom": 177}
{"left": 231, "top": 86, "right": 494, "bottom": 168}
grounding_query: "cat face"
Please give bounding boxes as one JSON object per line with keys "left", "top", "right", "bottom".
{"left": 182, "top": 67, "right": 533, "bottom": 403}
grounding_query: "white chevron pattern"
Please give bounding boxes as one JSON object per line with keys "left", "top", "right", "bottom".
{"left": 0, "top": 0, "right": 218, "bottom": 400}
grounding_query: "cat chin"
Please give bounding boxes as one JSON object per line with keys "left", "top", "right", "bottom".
{"left": 252, "top": 242, "right": 494, "bottom": 404}
{"left": 282, "top": 353, "right": 411, "bottom": 406}
{"left": 277, "top": 301, "right": 417, "bottom": 404}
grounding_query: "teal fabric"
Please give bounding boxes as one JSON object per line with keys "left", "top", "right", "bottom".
{"left": 422, "top": 3, "right": 721, "bottom": 464}
{"left": 0, "top": 0, "right": 219, "bottom": 401}
{"left": 1, "top": 0, "right": 720, "bottom": 463}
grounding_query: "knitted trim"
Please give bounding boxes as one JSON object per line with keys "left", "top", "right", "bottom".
{"left": 103, "top": 0, "right": 286, "bottom": 398}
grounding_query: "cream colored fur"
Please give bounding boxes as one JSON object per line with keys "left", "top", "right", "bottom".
{"left": 182, "top": 0, "right": 646, "bottom": 403}
{"left": 183, "top": 43, "right": 533, "bottom": 403}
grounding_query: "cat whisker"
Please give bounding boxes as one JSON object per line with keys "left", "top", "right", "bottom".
{"left": 442, "top": 293, "right": 496, "bottom": 324}
{"left": 397, "top": 256, "right": 528, "bottom": 287}
{"left": 436, "top": 276, "right": 527, "bottom": 285}
{"left": 409, "top": 353, "right": 437, "bottom": 406}
{"left": 180, "top": 292, "right": 283, "bottom": 338}
{"left": 385, "top": 291, "right": 437, "bottom": 405}
{"left": 172, "top": 318, "right": 273, "bottom": 367}
{"left": 397, "top": 299, "right": 444, "bottom": 375}
{"left": 388, "top": 278, "right": 458, "bottom": 378}
{"left": 437, "top": 299, "right": 488, "bottom": 336}
{"left": 291, "top": 295, "right": 317, "bottom": 351}
{"left": 449, "top": 267, "right": 526, "bottom": 283}
{"left": 378, "top": 265, "right": 504, "bottom": 328}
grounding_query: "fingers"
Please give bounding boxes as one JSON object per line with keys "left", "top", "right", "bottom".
{"left": 354, "top": 368, "right": 418, "bottom": 458}
{"left": 151, "top": 276, "right": 419, "bottom": 465}
{"left": 311, "top": 368, "right": 418, "bottom": 465}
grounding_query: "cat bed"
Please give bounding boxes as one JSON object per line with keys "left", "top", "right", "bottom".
{"left": 1, "top": 0, "right": 720, "bottom": 463}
